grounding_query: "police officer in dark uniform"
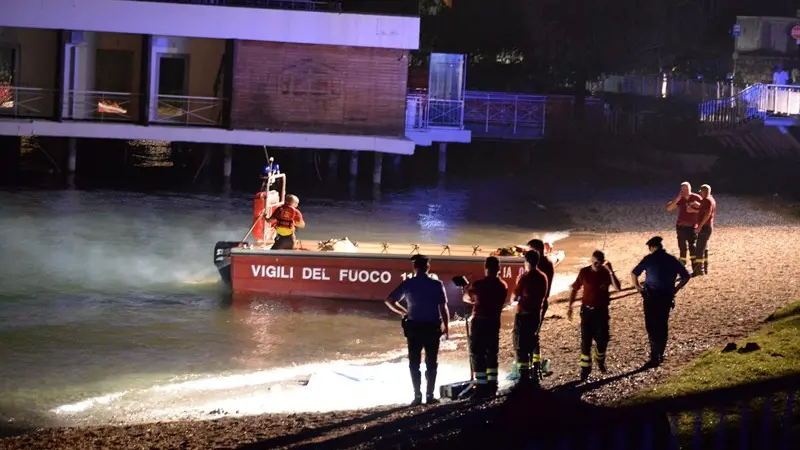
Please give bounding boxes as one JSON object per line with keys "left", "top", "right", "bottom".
{"left": 463, "top": 256, "right": 508, "bottom": 399}
{"left": 630, "top": 236, "right": 691, "bottom": 367}
{"left": 385, "top": 255, "right": 451, "bottom": 405}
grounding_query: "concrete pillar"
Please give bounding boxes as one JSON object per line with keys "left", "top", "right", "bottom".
{"left": 349, "top": 151, "right": 359, "bottom": 180}
{"left": 373, "top": 152, "right": 383, "bottom": 186}
{"left": 438, "top": 142, "right": 447, "bottom": 174}
{"left": 327, "top": 150, "right": 339, "bottom": 181}
{"left": 223, "top": 144, "right": 232, "bottom": 192}
{"left": 66, "top": 137, "right": 77, "bottom": 188}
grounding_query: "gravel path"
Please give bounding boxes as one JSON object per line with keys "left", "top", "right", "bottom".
{"left": 3, "top": 193, "right": 799, "bottom": 450}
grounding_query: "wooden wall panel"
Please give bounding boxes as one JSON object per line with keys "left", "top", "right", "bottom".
{"left": 231, "top": 41, "right": 409, "bottom": 137}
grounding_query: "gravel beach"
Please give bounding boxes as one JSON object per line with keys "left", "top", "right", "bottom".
{"left": 3, "top": 191, "right": 799, "bottom": 450}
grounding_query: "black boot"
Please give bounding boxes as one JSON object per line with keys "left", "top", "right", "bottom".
{"left": 487, "top": 380, "right": 498, "bottom": 397}
{"left": 532, "top": 362, "right": 542, "bottom": 381}
{"left": 580, "top": 367, "right": 591, "bottom": 381}
{"left": 692, "top": 262, "right": 704, "bottom": 277}
{"left": 410, "top": 369, "right": 422, "bottom": 406}
{"left": 425, "top": 371, "right": 439, "bottom": 405}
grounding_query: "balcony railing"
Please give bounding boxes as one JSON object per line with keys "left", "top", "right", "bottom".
{"left": 63, "top": 90, "right": 140, "bottom": 122}
{"left": 699, "top": 84, "right": 800, "bottom": 132}
{"left": 126, "top": 0, "right": 342, "bottom": 11}
{"left": 405, "top": 93, "right": 466, "bottom": 131}
{"left": 153, "top": 95, "right": 223, "bottom": 126}
{"left": 0, "top": 86, "right": 54, "bottom": 118}
{"left": 463, "top": 91, "right": 547, "bottom": 138}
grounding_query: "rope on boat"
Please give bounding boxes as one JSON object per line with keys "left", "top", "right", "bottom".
{"left": 441, "top": 245, "right": 451, "bottom": 255}
{"left": 472, "top": 245, "right": 481, "bottom": 256}
{"left": 380, "top": 243, "right": 390, "bottom": 253}
{"left": 410, "top": 244, "right": 420, "bottom": 255}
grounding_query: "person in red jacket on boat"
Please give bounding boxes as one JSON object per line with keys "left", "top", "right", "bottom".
{"left": 266, "top": 194, "right": 305, "bottom": 250}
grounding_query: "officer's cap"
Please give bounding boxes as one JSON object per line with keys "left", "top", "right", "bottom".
{"left": 411, "top": 254, "right": 430, "bottom": 268}
{"left": 646, "top": 236, "right": 663, "bottom": 247}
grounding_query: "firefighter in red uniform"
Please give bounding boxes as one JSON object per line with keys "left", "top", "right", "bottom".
{"left": 693, "top": 184, "right": 716, "bottom": 276}
{"left": 266, "top": 194, "right": 305, "bottom": 250}
{"left": 463, "top": 256, "right": 508, "bottom": 399}
{"left": 512, "top": 250, "right": 548, "bottom": 386}
{"left": 568, "top": 250, "right": 621, "bottom": 381}
{"left": 666, "top": 182, "right": 703, "bottom": 267}
{"left": 527, "top": 239, "right": 557, "bottom": 379}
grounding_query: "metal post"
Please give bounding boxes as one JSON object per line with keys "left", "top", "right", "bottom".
{"left": 485, "top": 96, "right": 490, "bottom": 132}
{"left": 513, "top": 96, "right": 518, "bottom": 134}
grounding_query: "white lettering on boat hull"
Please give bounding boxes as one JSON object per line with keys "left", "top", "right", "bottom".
{"left": 339, "top": 269, "right": 392, "bottom": 284}
{"left": 250, "top": 265, "right": 294, "bottom": 279}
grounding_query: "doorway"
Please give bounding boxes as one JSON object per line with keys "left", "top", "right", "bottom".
{"left": 156, "top": 54, "right": 188, "bottom": 122}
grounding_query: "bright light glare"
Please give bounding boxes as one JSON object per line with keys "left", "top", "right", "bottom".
{"left": 50, "top": 357, "right": 506, "bottom": 425}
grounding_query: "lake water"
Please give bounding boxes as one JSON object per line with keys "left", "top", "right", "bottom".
{"left": 0, "top": 178, "right": 575, "bottom": 429}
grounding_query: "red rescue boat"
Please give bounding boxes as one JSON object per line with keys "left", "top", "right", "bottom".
{"left": 213, "top": 158, "right": 564, "bottom": 303}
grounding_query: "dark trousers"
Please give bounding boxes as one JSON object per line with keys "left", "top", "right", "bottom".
{"left": 579, "top": 306, "right": 610, "bottom": 370}
{"left": 469, "top": 317, "right": 501, "bottom": 386}
{"left": 694, "top": 225, "right": 712, "bottom": 274}
{"left": 675, "top": 225, "right": 697, "bottom": 265}
{"left": 403, "top": 319, "right": 442, "bottom": 396}
{"left": 271, "top": 233, "right": 295, "bottom": 250}
{"left": 513, "top": 313, "right": 541, "bottom": 379}
{"left": 643, "top": 292, "right": 673, "bottom": 362}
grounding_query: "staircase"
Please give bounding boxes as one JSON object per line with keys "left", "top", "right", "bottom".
{"left": 699, "top": 84, "right": 800, "bottom": 159}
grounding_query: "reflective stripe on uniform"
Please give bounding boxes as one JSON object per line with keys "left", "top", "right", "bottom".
{"left": 486, "top": 368, "right": 498, "bottom": 381}
{"left": 275, "top": 227, "right": 293, "bottom": 236}
{"left": 531, "top": 354, "right": 541, "bottom": 363}
{"left": 517, "top": 362, "right": 530, "bottom": 369}
{"left": 580, "top": 353, "right": 591, "bottom": 368}
{"left": 594, "top": 349, "right": 606, "bottom": 361}
{"left": 695, "top": 258, "right": 707, "bottom": 263}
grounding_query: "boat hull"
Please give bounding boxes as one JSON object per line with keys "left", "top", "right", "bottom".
{"left": 228, "top": 250, "right": 527, "bottom": 303}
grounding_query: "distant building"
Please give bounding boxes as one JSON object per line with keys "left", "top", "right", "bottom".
{"left": 734, "top": 15, "right": 800, "bottom": 85}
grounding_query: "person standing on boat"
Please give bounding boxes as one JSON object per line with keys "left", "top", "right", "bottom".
{"left": 266, "top": 194, "right": 305, "bottom": 250}
{"left": 385, "top": 255, "right": 451, "bottom": 406}
{"left": 463, "top": 256, "right": 508, "bottom": 400}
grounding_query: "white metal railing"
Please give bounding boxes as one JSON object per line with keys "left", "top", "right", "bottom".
{"left": 153, "top": 95, "right": 223, "bottom": 126}
{"left": 698, "top": 84, "right": 800, "bottom": 132}
{"left": 463, "top": 91, "right": 547, "bottom": 137}
{"left": 63, "top": 90, "right": 138, "bottom": 122}
{"left": 405, "top": 93, "right": 466, "bottom": 130}
{"left": 0, "top": 86, "right": 52, "bottom": 118}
